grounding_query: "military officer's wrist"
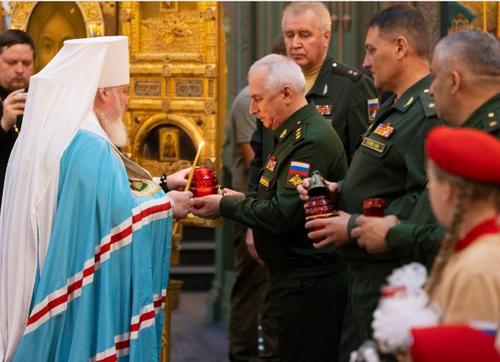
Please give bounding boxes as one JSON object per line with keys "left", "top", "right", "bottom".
{"left": 347, "top": 213, "right": 361, "bottom": 243}
{"left": 385, "top": 223, "right": 412, "bottom": 252}
{"left": 219, "top": 194, "right": 244, "bottom": 218}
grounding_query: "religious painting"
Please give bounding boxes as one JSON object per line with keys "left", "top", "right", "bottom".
{"left": 159, "top": 127, "right": 180, "bottom": 161}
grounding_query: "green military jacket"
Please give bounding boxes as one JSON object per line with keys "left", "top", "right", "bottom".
{"left": 387, "top": 92, "right": 500, "bottom": 268}
{"left": 308, "top": 56, "right": 378, "bottom": 161}
{"left": 221, "top": 103, "right": 347, "bottom": 272}
{"left": 337, "top": 75, "right": 444, "bottom": 263}
{"left": 248, "top": 57, "right": 377, "bottom": 192}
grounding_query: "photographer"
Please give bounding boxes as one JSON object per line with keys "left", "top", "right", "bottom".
{"left": 0, "top": 29, "right": 34, "bottom": 210}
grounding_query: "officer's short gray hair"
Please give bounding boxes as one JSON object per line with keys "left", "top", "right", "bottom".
{"left": 249, "top": 54, "right": 306, "bottom": 94}
{"left": 282, "top": 2, "right": 331, "bottom": 33}
{"left": 435, "top": 30, "right": 500, "bottom": 77}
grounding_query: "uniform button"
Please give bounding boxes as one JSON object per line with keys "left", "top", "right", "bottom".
{"left": 333, "top": 63, "right": 337, "bottom": 67}
{"left": 423, "top": 89, "right": 429, "bottom": 93}
{"left": 428, "top": 102, "right": 435, "bottom": 108}
{"left": 488, "top": 112, "right": 495, "bottom": 118}
{"left": 353, "top": 71, "right": 358, "bottom": 76}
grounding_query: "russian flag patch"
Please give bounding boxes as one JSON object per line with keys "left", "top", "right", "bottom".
{"left": 286, "top": 161, "right": 310, "bottom": 188}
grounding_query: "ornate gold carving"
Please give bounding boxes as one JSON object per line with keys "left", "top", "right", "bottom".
{"left": 78, "top": 2, "right": 102, "bottom": 22}
{"left": 175, "top": 79, "right": 203, "bottom": 97}
{"left": 130, "top": 63, "right": 164, "bottom": 75}
{"left": 203, "top": 6, "right": 216, "bottom": 21}
{"left": 160, "top": 2, "right": 178, "bottom": 13}
{"left": 167, "top": 100, "right": 207, "bottom": 112}
{"left": 204, "top": 64, "right": 216, "bottom": 77}
{"left": 162, "top": 63, "right": 214, "bottom": 76}
{"left": 10, "top": 2, "right": 104, "bottom": 36}
{"left": 119, "top": 7, "right": 131, "bottom": 22}
{"left": 161, "top": 100, "right": 170, "bottom": 112}
{"left": 140, "top": 12, "right": 201, "bottom": 53}
{"left": 9, "top": 2, "right": 36, "bottom": 30}
{"left": 164, "top": 53, "right": 203, "bottom": 62}
{"left": 134, "top": 80, "right": 163, "bottom": 97}
{"left": 208, "top": 80, "right": 214, "bottom": 98}
{"left": 128, "top": 99, "right": 163, "bottom": 111}
{"left": 204, "top": 101, "right": 216, "bottom": 115}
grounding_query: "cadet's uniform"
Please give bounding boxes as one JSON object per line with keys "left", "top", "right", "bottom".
{"left": 248, "top": 57, "right": 378, "bottom": 193}
{"left": 221, "top": 103, "right": 348, "bottom": 362}
{"left": 335, "top": 75, "right": 444, "bottom": 359}
{"left": 386, "top": 92, "right": 500, "bottom": 269}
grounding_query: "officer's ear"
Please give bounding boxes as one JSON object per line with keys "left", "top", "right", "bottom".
{"left": 394, "top": 36, "right": 409, "bottom": 60}
{"left": 282, "top": 85, "right": 294, "bottom": 106}
{"left": 450, "top": 70, "right": 461, "bottom": 95}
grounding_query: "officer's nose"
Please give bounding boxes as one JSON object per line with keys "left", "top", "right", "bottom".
{"left": 249, "top": 101, "right": 258, "bottom": 116}
{"left": 362, "top": 53, "right": 371, "bottom": 70}
{"left": 291, "top": 35, "right": 302, "bottom": 49}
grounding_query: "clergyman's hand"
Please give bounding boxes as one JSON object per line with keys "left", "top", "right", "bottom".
{"left": 166, "top": 167, "right": 191, "bottom": 190}
{"left": 167, "top": 190, "right": 192, "bottom": 219}
{"left": 190, "top": 194, "right": 223, "bottom": 219}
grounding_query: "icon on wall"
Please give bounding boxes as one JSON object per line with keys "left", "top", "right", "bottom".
{"left": 159, "top": 127, "right": 180, "bottom": 161}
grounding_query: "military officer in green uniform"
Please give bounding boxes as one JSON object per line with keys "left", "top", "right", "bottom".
{"left": 351, "top": 30, "right": 500, "bottom": 270}
{"left": 191, "top": 54, "right": 348, "bottom": 362}
{"left": 298, "top": 6, "right": 444, "bottom": 361}
{"left": 248, "top": 1, "right": 377, "bottom": 195}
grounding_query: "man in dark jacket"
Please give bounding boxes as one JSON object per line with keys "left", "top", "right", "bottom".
{"left": 0, "top": 30, "right": 34, "bottom": 210}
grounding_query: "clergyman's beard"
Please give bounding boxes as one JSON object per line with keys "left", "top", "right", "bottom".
{"left": 100, "top": 112, "right": 128, "bottom": 148}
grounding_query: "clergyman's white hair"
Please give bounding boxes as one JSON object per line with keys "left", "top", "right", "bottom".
{"left": 248, "top": 54, "right": 305, "bottom": 94}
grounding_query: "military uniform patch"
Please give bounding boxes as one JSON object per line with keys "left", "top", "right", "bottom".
{"left": 286, "top": 161, "right": 310, "bottom": 188}
{"left": 373, "top": 122, "right": 395, "bottom": 138}
{"left": 287, "top": 174, "right": 303, "bottom": 188}
{"left": 259, "top": 176, "right": 270, "bottom": 188}
{"left": 266, "top": 155, "right": 277, "bottom": 172}
{"left": 316, "top": 104, "right": 333, "bottom": 116}
{"left": 367, "top": 98, "right": 379, "bottom": 122}
{"left": 361, "top": 137, "right": 386, "bottom": 153}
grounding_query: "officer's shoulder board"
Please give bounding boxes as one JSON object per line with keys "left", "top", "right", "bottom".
{"left": 419, "top": 89, "right": 438, "bottom": 118}
{"left": 293, "top": 120, "right": 307, "bottom": 144}
{"left": 331, "top": 61, "right": 363, "bottom": 81}
{"left": 483, "top": 111, "right": 500, "bottom": 133}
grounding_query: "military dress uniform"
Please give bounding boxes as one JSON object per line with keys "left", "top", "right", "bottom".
{"left": 221, "top": 103, "right": 348, "bottom": 362}
{"left": 334, "top": 75, "right": 444, "bottom": 360}
{"left": 386, "top": 92, "right": 500, "bottom": 269}
{"left": 248, "top": 57, "right": 378, "bottom": 193}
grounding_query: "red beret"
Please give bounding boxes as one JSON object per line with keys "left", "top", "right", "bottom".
{"left": 426, "top": 126, "right": 500, "bottom": 184}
